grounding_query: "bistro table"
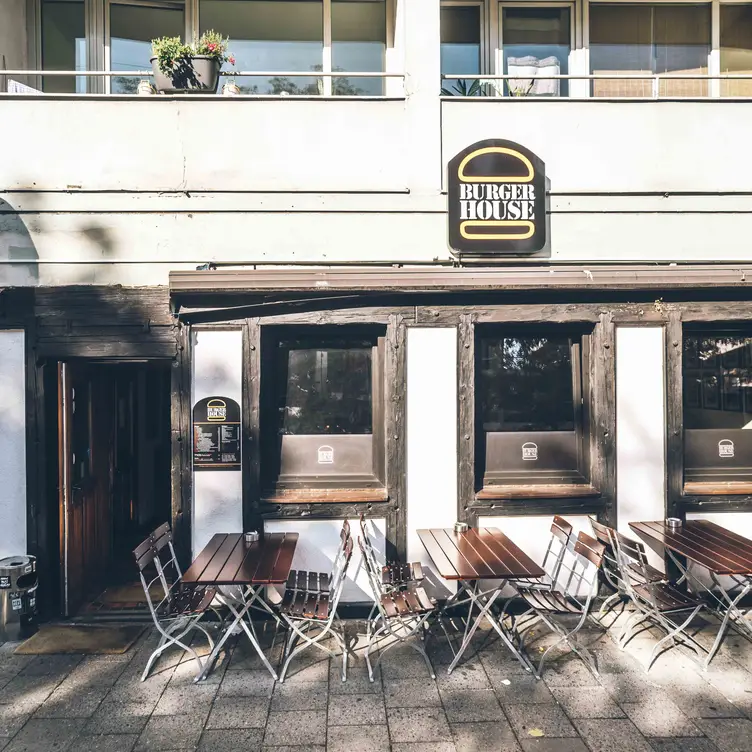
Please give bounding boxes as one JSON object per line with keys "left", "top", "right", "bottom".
{"left": 630, "top": 520, "right": 752, "bottom": 667}
{"left": 417, "top": 527, "right": 545, "bottom": 674}
{"left": 182, "top": 532, "right": 298, "bottom": 681}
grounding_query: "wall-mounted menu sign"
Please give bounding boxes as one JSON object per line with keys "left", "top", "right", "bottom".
{"left": 193, "top": 397, "right": 241, "bottom": 471}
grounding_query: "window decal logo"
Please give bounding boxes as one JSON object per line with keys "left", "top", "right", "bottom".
{"left": 448, "top": 139, "right": 548, "bottom": 256}
{"left": 318, "top": 445, "right": 334, "bottom": 464}
{"left": 719, "top": 439, "right": 735, "bottom": 458}
{"left": 522, "top": 442, "right": 539, "bottom": 461}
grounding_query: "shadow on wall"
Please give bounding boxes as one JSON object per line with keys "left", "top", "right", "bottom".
{"left": 0, "top": 198, "right": 38, "bottom": 285}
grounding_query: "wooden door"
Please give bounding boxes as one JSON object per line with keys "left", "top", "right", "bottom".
{"left": 58, "top": 364, "right": 114, "bottom": 616}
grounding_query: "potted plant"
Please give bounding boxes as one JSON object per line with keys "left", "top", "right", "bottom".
{"left": 150, "top": 31, "right": 235, "bottom": 94}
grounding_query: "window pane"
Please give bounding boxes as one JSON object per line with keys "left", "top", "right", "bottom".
{"left": 200, "top": 0, "right": 323, "bottom": 94}
{"left": 110, "top": 2, "right": 185, "bottom": 94}
{"left": 502, "top": 7, "right": 570, "bottom": 96}
{"left": 277, "top": 343, "right": 372, "bottom": 434}
{"left": 441, "top": 5, "right": 481, "bottom": 79}
{"left": 683, "top": 333, "right": 752, "bottom": 482}
{"left": 41, "top": 0, "right": 86, "bottom": 93}
{"left": 721, "top": 4, "right": 752, "bottom": 96}
{"left": 480, "top": 336, "right": 575, "bottom": 432}
{"left": 590, "top": 4, "right": 710, "bottom": 98}
{"left": 332, "top": 0, "right": 386, "bottom": 95}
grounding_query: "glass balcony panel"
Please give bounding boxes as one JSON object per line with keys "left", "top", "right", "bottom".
{"left": 110, "top": 2, "right": 185, "bottom": 94}
{"left": 200, "top": 0, "right": 324, "bottom": 94}
{"left": 721, "top": 4, "right": 752, "bottom": 96}
{"left": 331, "top": 0, "right": 386, "bottom": 96}
{"left": 41, "top": 0, "right": 86, "bottom": 93}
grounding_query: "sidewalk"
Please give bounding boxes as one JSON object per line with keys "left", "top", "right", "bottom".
{"left": 0, "top": 616, "right": 751, "bottom": 751}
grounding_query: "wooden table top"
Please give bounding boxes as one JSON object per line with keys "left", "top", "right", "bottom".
{"left": 182, "top": 532, "right": 298, "bottom": 586}
{"left": 630, "top": 520, "right": 752, "bottom": 576}
{"left": 417, "top": 527, "right": 546, "bottom": 581}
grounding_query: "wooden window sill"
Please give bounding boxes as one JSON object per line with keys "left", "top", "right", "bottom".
{"left": 476, "top": 484, "right": 600, "bottom": 501}
{"left": 261, "top": 488, "right": 389, "bottom": 504}
{"left": 684, "top": 482, "right": 752, "bottom": 496}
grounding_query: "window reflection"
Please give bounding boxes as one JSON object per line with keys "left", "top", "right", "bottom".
{"left": 277, "top": 343, "right": 373, "bottom": 435}
{"left": 41, "top": 0, "right": 86, "bottom": 93}
{"left": 110, "top": 2, "right": 185, "bottom": 94}
{"left": 200, "top": 0, "right": 324, "bottom": 94}
{"left": 480, "top": 336, "right": 575, "bottom": 432}
{"left": 721, "top": 4, "right": 752, "bottom": 96}
{"left": 441, "top": 5, "right": 481, "bottom": 92}
{"left": 332, "top": 0, "right": 386, "bottom": 96}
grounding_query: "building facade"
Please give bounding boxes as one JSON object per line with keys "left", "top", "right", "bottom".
{"left": 2, "top": 0, "right": 752, "bottom": 616}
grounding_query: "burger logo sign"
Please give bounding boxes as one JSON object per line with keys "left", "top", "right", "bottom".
{"left": 448, "top": 139, "right": 548, "bottom": 256}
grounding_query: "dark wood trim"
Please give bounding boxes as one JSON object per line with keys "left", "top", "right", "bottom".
{"left": 24, "top": 320, "right": 40, "bottom": 558}
{"left": 666, "top": 312, "right": 684, "bottom": 520}
{"left": 591, "top": 313, "right": 617, "bottom": 527}
{"left": 469, "top": 498, "right": 608, "bottom": 517}
{"left": 260, "top": 501, "right": 392, "bottom": 520}
{"left": 243, "top": 319, "right": 261, "bottom": 532}
{"left": 262, "top": 489, "right": 388, "bottom": 504}
{"left": 683, "top": 496, "right": 752, "bottom": 512}
{"left": 683, "top": 482, "right": 752, "bottom": 495}
{"left": 457, "top": 314, "right": 474, "bottom": 525}
{"left": 171, "top": 323, "right": 192, "bottom": 567}
{"left": 385, "top": 314, "right": 407, "bottom": 560}
{"left": 476, "top": 484, "right": 600, "bottom": 500}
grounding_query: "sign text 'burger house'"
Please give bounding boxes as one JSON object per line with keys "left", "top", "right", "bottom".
{"left": 448, "top": 139, "right": 548, "bottom": 256}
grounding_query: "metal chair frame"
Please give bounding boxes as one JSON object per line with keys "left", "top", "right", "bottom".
{"left": 358, "top": 536, "right": 437, "bottom": 682}
{"left": 134, "top": 523, "right": 217, "bottom": 682}
{"left": 613, "top": 530, "right": 710, "bottom": 671}
{"left": 278, "top": 528, "right": 353, "bottom": 683}
{"left": 511, "top": 531, "right": 606, "bottom": 679}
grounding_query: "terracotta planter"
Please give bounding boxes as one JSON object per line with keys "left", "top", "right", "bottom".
{"left": 150, "top": 55, "right": 220, "bottom": 94}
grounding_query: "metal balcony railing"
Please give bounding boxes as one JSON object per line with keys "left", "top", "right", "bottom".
{"left": 0, "top": 69, "right": 405, "bottom": 96}
{"left": 441, "top": 73, "right": 752, "bottom": 99}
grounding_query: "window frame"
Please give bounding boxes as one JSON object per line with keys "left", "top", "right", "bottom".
{"left": 259, "top": 323, "right": 388, "bottom": 499}
{"left": 473, "top": 324, "right": 596, "bottom": 497}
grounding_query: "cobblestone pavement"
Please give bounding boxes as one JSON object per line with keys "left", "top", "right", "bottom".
{"left": 0, "top": 613, "right": 751, "bottom": 751}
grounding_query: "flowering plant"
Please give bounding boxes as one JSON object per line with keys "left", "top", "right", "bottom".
{"left": 152, "top": 31, "right": 235, "bottom": 76}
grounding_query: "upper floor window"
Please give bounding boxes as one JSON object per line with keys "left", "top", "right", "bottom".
{"left": 41, "top": 0, "right": 86, "bottom": 93}
{"left": 589, "top": 3, "right": 711, "bottom": 97}
{"left": 720, "top": 4, "right": 752, "bottom": 96}
{"left": 440, "top": 4, "right": 482, "bottom": 93}
{"left": 683, "top": 330, "right": 752, "bottom": 489}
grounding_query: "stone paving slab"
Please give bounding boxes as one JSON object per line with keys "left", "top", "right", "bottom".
{"left": 0, "top": 617, "right": 751, "bottom": 750}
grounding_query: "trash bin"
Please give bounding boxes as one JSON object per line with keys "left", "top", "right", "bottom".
{"left": 0, "top": 556, "right": 37, "bottom": 641}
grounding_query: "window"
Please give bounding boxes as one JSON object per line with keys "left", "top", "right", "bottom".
{"left": 109, "top": 1, "right": 185, "bottom": 93}
{"left": 590, "top": 3, "right": 711, "bottom": 98}
{"left": 200, "top": 0, "right": 386, "bottom": 95}
{"left": 440, "top": 4, "right": 482, "bottom": 92}
{"left": 41, "top": 0, "right": 86, "bottom": 93}
{"left": 683, "top": 331, "right": 752, "bottom": 488}
{"left": 720, "top": 4, "right": 752, "bottom": 97}
{"left": 501, "top": 6, "right": 571, "bottom": 96}
{"left": 262, "top": 327, "right": 385, "bottom": 494}
{"left": 476, "top": 328, "right": 590, "bottom": 490}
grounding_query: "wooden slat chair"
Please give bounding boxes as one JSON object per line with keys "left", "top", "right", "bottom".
{"left": 133, "top": 522, "right": 217, "bottom": 682}
{"left": 612, "top": 531, "right": 710, "bottom": 671}
{"left": 358, "top": 536, "right": 438, "bottom": 682}
{"left": 359, "top": 515, "right": 424, "bottom": 592}
{"left": 277, "top": 531, "right": 353, "bottom": 682}
{"left": 510, "top": 531, "right": 606, "bottom": 679}
{"left": 589, "top": 517, "right": 666, "bottom": 619}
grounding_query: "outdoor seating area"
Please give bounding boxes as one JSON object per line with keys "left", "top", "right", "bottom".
{"left": 1, "top": 515, "right": 752, "bottom": 751}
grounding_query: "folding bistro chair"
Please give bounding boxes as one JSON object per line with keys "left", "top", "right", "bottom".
{"left": 277, "top": 526, "right": 353, "bottom": 682}
{"left": 359, "top": 514, "right": 424, "bottom": 593}
{"left": 613, "top": 531, "right": 710, "bottom": 671}
{"left": 500, "top": 515, "right": 574, "bottom": 627}
{"left": 358, "top": 536, "right": 438, "bottom": 682}
{"left": 510, "top": 531, "right": 606, "bottom": 678}
{"left": 589, "top": 517, "right": 665, "bottom": 619}
{"left": 133, "top": 523, "right": 218, "bottom": 681}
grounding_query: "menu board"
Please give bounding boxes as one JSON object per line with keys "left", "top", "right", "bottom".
{"left": 193, "top": 396, "right": 241, "bottom": 471}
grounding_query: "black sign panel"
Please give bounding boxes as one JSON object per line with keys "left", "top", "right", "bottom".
{"left": 192, "top": 397, "right": 241, "bottom": 471}
{"left": 448, "top": 139, "right": 548, "bottom": 256}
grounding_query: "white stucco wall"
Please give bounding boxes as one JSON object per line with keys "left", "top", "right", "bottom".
{"left": 192, "top": 329, "right": 243, "bottom": 556}
{"left": 0, "top": 331, "right": 26, "bottom": 558}
{"left": 406, "top": 327, "right": 458, "bottom": 597}
{"left": 263, "top": 518, "right": 386, "bottom": 603}
{"left": 616, "top": 326, "right": 666, "bottom": 570}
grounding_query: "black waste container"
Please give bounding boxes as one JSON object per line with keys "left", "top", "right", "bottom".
{"left": 0, "top": 556, "right": 37, "bottom": 641}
